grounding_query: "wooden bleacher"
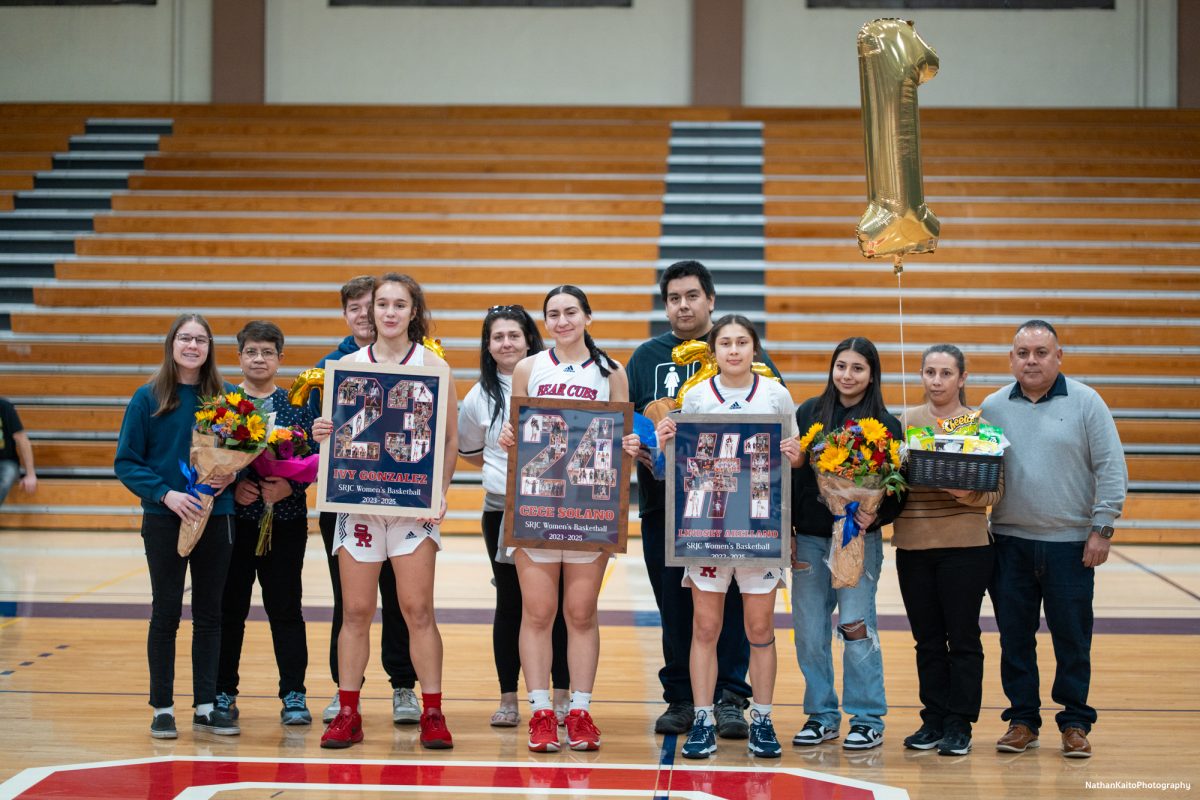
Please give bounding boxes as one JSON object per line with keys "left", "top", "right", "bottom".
{"left": 0, "top": 103, "right": 1196, "bottom": 541}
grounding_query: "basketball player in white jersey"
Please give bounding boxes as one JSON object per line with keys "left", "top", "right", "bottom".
{"left": 656, "top": 314, "right": 801, "bottom": 760}
{"left": 499, "top": 285, "right": 640, "bottom": 753}
{"left": 312, "top": 273, "right": 457, "bottom": 751}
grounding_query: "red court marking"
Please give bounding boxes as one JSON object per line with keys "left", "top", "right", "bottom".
{"left": 2, "top": 757, "right": 905, "bottom": 799}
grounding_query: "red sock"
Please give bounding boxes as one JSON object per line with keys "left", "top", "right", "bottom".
{"left": 423, "top": 692, "right": 442, "bottom": 711}
{"left": 338, "top": 689, "right": 360, "bottom": 714}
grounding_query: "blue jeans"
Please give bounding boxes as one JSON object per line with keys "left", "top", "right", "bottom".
{"left": 790, "top": 532, "right": 887, "bottom": 733}
{"left": 990, "top": 534, "right": 1096, "bottom": 733}
{"left": 0, "top": 460, "right": 19, "bottom": 505}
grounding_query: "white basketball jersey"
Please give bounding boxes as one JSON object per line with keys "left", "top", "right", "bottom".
{"left": 526, "top": 348, "right": 610, "bottom": 402}
{"left": 683, "top": 374, "right": 798, "bottom": 435}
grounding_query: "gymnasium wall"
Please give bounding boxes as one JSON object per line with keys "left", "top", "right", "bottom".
{"left": 0, "top": 0, "right": 1179, "bottom": 107}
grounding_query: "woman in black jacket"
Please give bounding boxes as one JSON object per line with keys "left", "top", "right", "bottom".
{"left": 788, "top": 337, "right": 904, "bottom": 752}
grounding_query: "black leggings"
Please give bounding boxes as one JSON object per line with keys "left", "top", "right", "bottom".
{"left": 482, "top": 509, "right": 569, "bottom": 694}
{"left": 217, "top": 516, "right": 308, "bottom": 699}
{"left": 142, "top": 512, "right": 233, "bottom": 709}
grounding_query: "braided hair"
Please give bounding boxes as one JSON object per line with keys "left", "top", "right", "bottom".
{"left": 542, "top": 285, "right": 619, "bottom": 378}
{"left": 479, "top": 304, "right": 544, "bottom": 429}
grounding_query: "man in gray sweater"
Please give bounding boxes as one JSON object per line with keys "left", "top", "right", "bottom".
{"left": 981, "top": 320, "right": 1127, "bottom": 760}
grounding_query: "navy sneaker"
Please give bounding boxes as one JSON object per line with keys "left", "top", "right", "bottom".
{"left": 150, "top": 713, "right": 177, "bottom": 740}
{"left": 281, "top": 691, "right": 312, "bottom": 726}
{"left": 194, "top": 708, "right": 240, "bottom": 735}
{"left": 903, "top": 724, "right": 943, "bottom": 750}
{"left": 214, "top": 692, "right": 238, "bottom": 721}
{"left": 681, "top": 712, "right": 717, "bottom": 759}
{"left": 747, "top": 710, "right": 782, "bottom": 758}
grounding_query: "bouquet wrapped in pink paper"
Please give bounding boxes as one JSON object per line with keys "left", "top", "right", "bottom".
{"left": 180, "top": 392, "right": 269, "bottom": 556}
{"left": 250, "top": 426, "right": 318, "bottom": 555}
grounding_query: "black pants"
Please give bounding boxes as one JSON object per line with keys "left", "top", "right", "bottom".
{"left": 217, "top": 516, "right": 309, "bottom": 699}
{"left": 640, "top": 509, "right": 752, "bottom": 704}
{"left": 142, "top": 512, "right": 233, "bottom": 709}
{"left": 896, "top": 544, "right": 994, "bottom": 730}
{"left": 319, "top": 512, "right": 415, "bottom": 689}
{"left": 482, "top": 509, "right": 569, "bottom": 694}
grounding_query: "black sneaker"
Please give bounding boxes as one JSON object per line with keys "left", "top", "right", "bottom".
{"left": 150, "top": 713, "right": 177, "bottom": 740}
{"left": 843, "top": 724, "right": 883, "bottom": 750}
{"left": 194, "top": 708, "right": 240, "bottom": 735}
{"left": 903, "top": 724, "right": 943, "bottom": 750}
{"left": 654, "top": 701, "right": 695, "bottom": 735}
{"left": 792, "top": 719, "right": 838, "bottom": 746}
{"left": 938, "top": 727, "right": 972, "bottom": 756}
{"left": 215, "top": 691, "right": 239, "bottom": 721}
{"left": 714, "top": 691, "right": 749, "bottom": 740}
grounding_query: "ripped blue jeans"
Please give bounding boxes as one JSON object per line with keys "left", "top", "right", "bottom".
{"left": 790, "top": 531, "right": 887, "bottom": 734}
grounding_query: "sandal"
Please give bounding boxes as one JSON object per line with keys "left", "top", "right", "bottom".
{"left": 490, "top": 705, "right": 520, "bottom": 727}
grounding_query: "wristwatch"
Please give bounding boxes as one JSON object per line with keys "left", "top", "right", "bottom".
{"left": 1091, "top": 525, "right": 1115, "bottom": 540}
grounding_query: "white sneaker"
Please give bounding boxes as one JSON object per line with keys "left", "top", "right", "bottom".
{"left": 843, "top": 724, "right": 884, "bottom": 750}
{"left": 393, "top": 687, "right": 421, "bottom": 725}
{"left": 322, "top": 692, "right": 340, "bottom": 724}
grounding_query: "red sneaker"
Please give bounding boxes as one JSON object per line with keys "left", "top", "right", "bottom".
{"left": 528, "top": 708, "right": 560, "bottom": 752}
{"left": 566, "top": 709, "right": 601, "bottom": 751}
{"left": 419, "top": 708, "right": 454, "bottom": 750}
{"left": 320, "top": 706, "right": 363, "bottom": 749}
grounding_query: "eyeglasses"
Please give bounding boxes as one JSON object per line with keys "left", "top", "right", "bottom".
{"left": 241, "top": 348, "right": 278, "bottom": 360}
{"left": 487, "top": 304, "right": 525, "bottom": 315}
{"left": 175, "top": 334, "right": 212, "bottom": 346}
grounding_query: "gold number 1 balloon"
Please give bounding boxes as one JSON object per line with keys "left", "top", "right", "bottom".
{"left": 857, "top": 18, "right": 940, "bottom": 268}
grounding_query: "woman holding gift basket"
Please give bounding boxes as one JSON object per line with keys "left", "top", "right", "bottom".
{"left": 789, "top": 337, "right": 905, "bottom": 751}
{"left": 114, "top": 313, "right": 240, "bottom": 740}
{"left": 456, "top": 304, "right": 572, "bottom": 729}
{"left": 893, "top": 344, "right": 1002, "bottom": 757}
{"left": 311, "top": 272, "right": 459, "bottom": 751}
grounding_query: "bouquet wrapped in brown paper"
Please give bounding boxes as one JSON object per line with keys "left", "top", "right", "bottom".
{"left": 799, "top": 417, "right": 908, "bottom": 589}
{"left": 178, "top": 391, "right": 269, "bottom": 556}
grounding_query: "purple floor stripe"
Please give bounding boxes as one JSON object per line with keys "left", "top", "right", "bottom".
{"left": 1, "top": 601, "right": 1198, "bottom": 635}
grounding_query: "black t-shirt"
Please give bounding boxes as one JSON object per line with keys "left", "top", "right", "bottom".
{"left": 0, "top": 398, "right": 25, "bottom": 463}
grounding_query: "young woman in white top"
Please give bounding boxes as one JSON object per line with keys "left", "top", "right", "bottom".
{"left": 499, "top": 285, "right": 641, "bottom": 753}
{"left": 457, "top": 304, "right": 571, "bottom": 728}
{"left": 311, "top": 273, "right": 458, "bottom": 751}
{"left": 655, "top": 315, "right": 801, "bottom": 759}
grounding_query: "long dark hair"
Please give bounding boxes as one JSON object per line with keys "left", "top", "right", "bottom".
{"left": 480, "top": 304, "right": 544, "bottom": 429}
{"left": 542, "top": 285, "right": 619, "bottom": 378}
{"left": 707, "top": 314, "right": 761, "bottom": 362}
{"left": 377, "top": 272, "right": 432, "bottom": 346}
{"left": 150, "top": 313, "right": 223, "bottom": 416}
{"left": 922, "top": 343, "right": 968, "bottom": 406}
{"left": 817, "top": 337, "right": 887, "bottom": 427}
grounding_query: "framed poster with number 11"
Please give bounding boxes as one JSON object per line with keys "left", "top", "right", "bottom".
{"left": 666, "top": 414, "right": 791, "bottom": 568}
{"left": 503, "top": 396, "right": 633, "bottom": 554}
{"left": 316, "top": 360, "right": 449, "bottom": 517}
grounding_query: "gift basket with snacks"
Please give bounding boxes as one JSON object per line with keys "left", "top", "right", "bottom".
{"left": 906, "top": 410, "right": 1005, "bottom": 491}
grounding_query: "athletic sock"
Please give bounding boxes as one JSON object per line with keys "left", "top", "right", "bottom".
{"left": 528, "top": 689, "right": 552, "bottom": 712}
{"left": 422, "top": 692, "right": 442, "bottom": 711}
{"left": 696, "top": 705, "right": 715, "bottom": 727}
{"left": 155, "top": 705, "right": 174, "bottom": 717}
{"left": 195, "top": 702, "right": 214, "bottom": 717}
{"left": 338, "top": 689, "right": 360, "bottom": 714}
{"left": 569, "top": 690, "right": 591, "bottom": 712}
{"left": 751, "top": 702, "right": 773, "bottom": 718}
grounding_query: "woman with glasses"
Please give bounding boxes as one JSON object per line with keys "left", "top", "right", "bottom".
{"left": 498, "top": 286, "right": 642, "bottom": 753}
{"left": 458, "top": 305, "right": 571, "bottom": 729}
{"left": 115, "top": 313, "right": 239, "bottom": 740}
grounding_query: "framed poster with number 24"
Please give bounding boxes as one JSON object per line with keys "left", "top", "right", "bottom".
{"left": 503, "top": 396, "right": 633, "bottom": 554}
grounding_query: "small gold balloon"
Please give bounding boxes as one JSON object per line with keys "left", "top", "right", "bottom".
{"left": 752, "top": 362, "right": 781, "bottom": 383}
{"left": 422, "top": 336, "right": 446, "bottom": 359}
{"left": 672, "top": 340, "right": 718, "bottom": 405}
{"left": 288, "top": 368, "right": 325, "bottom": 407}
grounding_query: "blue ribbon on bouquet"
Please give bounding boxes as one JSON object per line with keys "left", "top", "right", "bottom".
{"left": 179, "top": 460, "right": 216, "bottom": 500}
{"left": 834, "top": 500, "right": 861, "bottom": 547}
{"left": 633, "top": 413, "right": 666, "bottom": 478}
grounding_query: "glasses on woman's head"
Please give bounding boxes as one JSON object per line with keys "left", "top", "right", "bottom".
{"left": 175, "top": 334, "right": 212, "bottom": 346}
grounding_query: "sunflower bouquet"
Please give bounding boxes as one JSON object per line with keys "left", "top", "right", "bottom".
{"left": 251, "top": 425, "right": 319, "bottom": 555}
{"left": 177, "top": 391, "right": 270, "bottom": 556}
{"left": 799, "top": 417, "right": 907, "bottom": 588}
